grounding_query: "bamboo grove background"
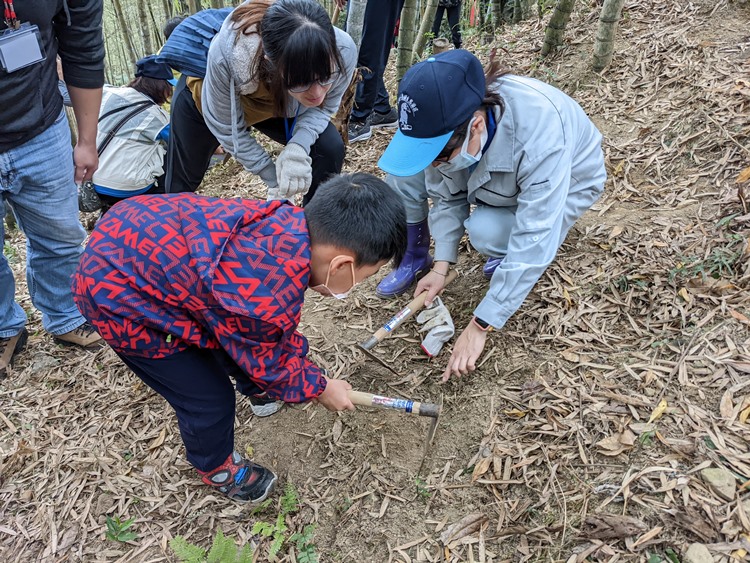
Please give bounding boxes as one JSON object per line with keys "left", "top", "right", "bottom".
{"left": 103, "top": 0, "right": 626, "bottom": 86}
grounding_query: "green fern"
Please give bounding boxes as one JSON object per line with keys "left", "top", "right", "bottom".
{"left": 251, "top": 521, "right": 275, "bottom": 537}
{"left": 291, "top": 525, "right": 318, "bottom": 563}
{"left": 207, "top": 529, "right": 238, "bottom": 562}
{"left": 170, "top": 536, "right": 207, "bottom": 563}
{"left": 237, "top": 544, "right": 254, "bottom": 563}
{"left": 280, "top": 483, "right": 299, "bottom": 515}
{"left": 170, "top": 530, "right": 254, "bottom": 563}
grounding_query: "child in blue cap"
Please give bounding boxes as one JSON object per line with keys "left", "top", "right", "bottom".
{"left": 377, "top": 50, "right": 606, "bottom": 382}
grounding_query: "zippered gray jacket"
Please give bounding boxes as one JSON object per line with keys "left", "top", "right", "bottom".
{"left": 201, "top": 16, "right": 357, "bottom": 175}
{"left": 425, "top": 75, "right": 606, "bottom": 329}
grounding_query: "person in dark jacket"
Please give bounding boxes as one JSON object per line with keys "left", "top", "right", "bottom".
{"left": 431, "top": 0, "right": 462, "bottom": 50}
{"left": 71, "top": 173, "right": 407, "bottom": 503}
{"left": 0, "top": 0, "right": 105, "bottom": 379}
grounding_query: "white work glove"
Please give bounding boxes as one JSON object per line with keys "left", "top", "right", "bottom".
{"left": 276, "top": 143, "right": 312, "bottom": 198}
{"left": 416, "top": 296, "right": 455, "bottom": 357}
{"left": 256, "top": 162, "right": 283, "bottom": 200}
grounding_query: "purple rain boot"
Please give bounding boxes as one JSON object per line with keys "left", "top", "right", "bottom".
{"left": 376, "top": 219, "right": 433, "bottom": 298}
{"left": 482, "top": 256, "right": 505, "bottom": 279}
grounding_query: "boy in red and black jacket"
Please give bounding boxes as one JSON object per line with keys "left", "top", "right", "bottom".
{"left": 72, "top": 173, "right": 406, "bottom": 503}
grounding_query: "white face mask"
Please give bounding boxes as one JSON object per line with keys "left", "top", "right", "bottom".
{"left": 310, "top": 261, "right": 357, "bottom": 300}
{"left": 437, "top": 116, "right": 488, "bottom": 173}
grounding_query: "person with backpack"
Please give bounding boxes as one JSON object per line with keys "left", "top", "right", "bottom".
{"left": 77, "top": 56, "right": 175, "bottom": 214}
{"left": 377, "top": 50, "right": 606, "bottom": 382}
{"left": 164, "top": 0, "right": 357, "bottom": 205}
{"left": 72, "top": 173, "right": 406, "bottom": 503}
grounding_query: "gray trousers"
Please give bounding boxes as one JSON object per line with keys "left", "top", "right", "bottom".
{"left": 386, "top": 170, "right": 602, "bottom": 259}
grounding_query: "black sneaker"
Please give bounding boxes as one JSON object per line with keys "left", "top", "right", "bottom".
{"left": 370, "top": 108, "right": 398, "bottom": 129}
{"left": 0, "top": 328, "right": 28, "bottom": 379}
{"left": 348, "top": 119, "right": 372, "bottom": 143}
{"left": 199, "top": 452, "right": 277, "bottom": 503}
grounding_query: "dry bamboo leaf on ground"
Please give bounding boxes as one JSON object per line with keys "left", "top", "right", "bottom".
{"left": 581, "top": 514, "right": 648, "bottom": 541}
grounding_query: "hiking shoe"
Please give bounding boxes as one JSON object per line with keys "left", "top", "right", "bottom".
{"left": 249, "top": 394, "right": 284, "bottom": 417}
{"left": 0, "top": 328, "right": 29, "bottom": 379}
{"left": 78, "top": 180, "right": 103, "bottom": 213}
{"left": 348, "top": 119, "right": 371, "bottom": 143}
{"left": 199, "top": 452, "right": 277, "bottom": 503}
{"left": 370, "top": 108, "right": 398, "bottom": 129}
{"left": 54, "top": 322, "right": 103, "bottom": 348}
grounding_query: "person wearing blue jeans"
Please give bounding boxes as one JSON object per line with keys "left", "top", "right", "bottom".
{"left": 0, "top": 0, "right": 105, "bottom": 378}
{"left": 339, "top": 0, "right": 405, "bottom": 143}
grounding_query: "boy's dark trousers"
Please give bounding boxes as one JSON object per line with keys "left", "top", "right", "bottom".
{"left": 116, "top": 346, "right": 263, "bottom": 472}
{"left": 165, "top": 75, "right": 345, "bottom": 205}
{"left": 351, "top": 0, "right": 406, "bottom": 122}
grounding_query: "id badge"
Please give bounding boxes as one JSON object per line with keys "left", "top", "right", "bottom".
{"left": 0, "top": 23, "right": 45, "bottom": 73}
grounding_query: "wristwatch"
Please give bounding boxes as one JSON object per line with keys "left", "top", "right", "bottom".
{"left": 472, "top": 316, "right": 494, "bottom": 332}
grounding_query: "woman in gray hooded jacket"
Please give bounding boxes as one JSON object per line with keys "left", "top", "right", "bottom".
{"left": 166, "top": 0, "right": 357, "bottom": 204}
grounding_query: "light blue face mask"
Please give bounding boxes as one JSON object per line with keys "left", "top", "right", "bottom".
{"left": 437, "top": 116, "right": 488, "bottom": 173}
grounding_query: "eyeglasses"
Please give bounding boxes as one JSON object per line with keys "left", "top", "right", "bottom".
{"left": 287, "top": 73, "right": 339, "bottom": 94}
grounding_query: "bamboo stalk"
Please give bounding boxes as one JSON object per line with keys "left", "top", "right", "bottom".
{"left": 112, "top": 0, "right": 139, "bottom": 66}
{"left": 412, "top": 0, "right": 439, "bottom": 61}
{"left": 541, "top": 0, "right": 576, "bottom": 56}
{"left": 396, "top": 0, "right": 418, "bottom": 79}
{"left": 592, "top": 0, "right": 626, "bottom": 71}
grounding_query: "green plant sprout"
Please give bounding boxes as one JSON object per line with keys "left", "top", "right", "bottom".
{"left": 105, "top": 516, "right": 138, "bottom": 543}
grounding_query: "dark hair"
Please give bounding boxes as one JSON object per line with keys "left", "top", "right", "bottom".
{"left": 232, "top": 0, "right": 344, "bottom": 116}
{"left": 127, "top": 76, "right": 173, "bottom": 105}
{"left": 434, "top": 57, "right": 509, "bottom": 161}
{"left": 163, "top": 15, "right": 187, "bottom": 40}
{"left": 304, "top": 173, "right": 407, "bottom": 267}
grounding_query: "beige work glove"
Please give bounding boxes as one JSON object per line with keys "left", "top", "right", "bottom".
{"left": 276, "top": 143, "right": 312, "bottom": 198}
{"left": 416, "top": 296, "right": 455, "bottom": 357}
{"left": 256, "top": 162, "right": 282, "bottom": 200}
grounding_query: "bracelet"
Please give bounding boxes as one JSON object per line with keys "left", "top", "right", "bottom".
{"left": 430, "top": 269, "right": 448, "bottom": 277}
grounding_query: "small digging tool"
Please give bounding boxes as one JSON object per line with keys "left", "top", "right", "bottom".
{"left": 348, "top": 390, "right": 442, "bottom": 447}
{"left": 360, "top": 269, "right": 458, "bottom": 352}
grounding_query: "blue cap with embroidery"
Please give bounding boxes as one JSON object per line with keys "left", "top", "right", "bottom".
{"left": 378, "top": 49, "right": 485, "bottom": 177}
{"left": 135, "top": 55, "right": 178, "bottom": 86}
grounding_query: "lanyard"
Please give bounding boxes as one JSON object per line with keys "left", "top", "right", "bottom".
{"left": 3, "top": 0, "right": 19, "bottom": 29}
{"left": 284, "top": 104, "right": 301, "bottom": 143}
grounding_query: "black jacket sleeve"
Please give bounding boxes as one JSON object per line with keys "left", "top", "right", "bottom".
{"left": 55, "top": 0, "right": 105, "bottom": 89}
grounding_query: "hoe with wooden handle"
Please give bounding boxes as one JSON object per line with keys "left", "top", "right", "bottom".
{"left": 347, "top": 390, "right": 442, "bottom": 448}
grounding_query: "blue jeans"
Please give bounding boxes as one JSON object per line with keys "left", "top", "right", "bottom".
{"left": 0, "top": 110, "right": 88, "bottom": 337}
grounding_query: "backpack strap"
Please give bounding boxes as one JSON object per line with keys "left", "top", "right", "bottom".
{"left": 97, "top": 101, "right": 154, "bottom": 156}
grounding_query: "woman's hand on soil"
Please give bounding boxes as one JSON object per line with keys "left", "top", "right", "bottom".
{"left": 441, "top": 322, "right": 488, "bottom": 382}
{"left": 415, "top": 269, "right": 448, "bottom": 307}
{"left": 317, "top": 377, "right": 354, "bottom": 411}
